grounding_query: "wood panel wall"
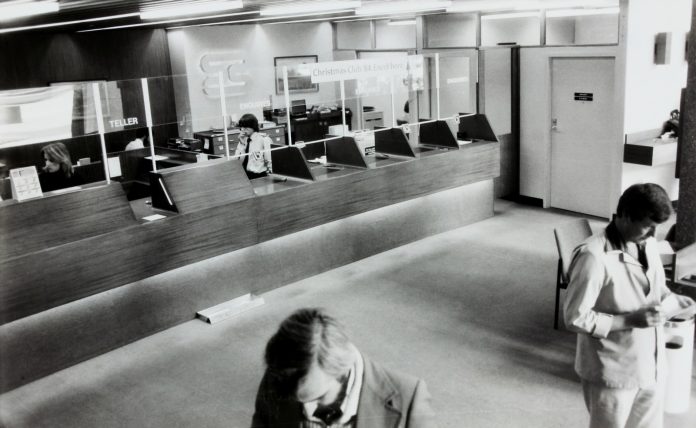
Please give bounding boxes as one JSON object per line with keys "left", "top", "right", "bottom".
{"left": 0, "top": 30, "right": 172, "bottom": 90}
{"left": 0, "top": 29, "right": 179, "bottom": 172}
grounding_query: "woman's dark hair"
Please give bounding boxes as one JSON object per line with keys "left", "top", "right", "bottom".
{"left": 41, "top": 142, "right": 73, "bottom": 177}
{"left": 264, "top": 308, "right": 354, "bottom": 397}
{"left": 135, "top": 127, "right": 149, "bottom": 140}
{"left": 403, "top": 100, "right": 409, "bottom": 114}
{"left": 616, "top": 183, "right": 672, "bottom": 223}
{"left": 238, "top": 113, "right": 259, "bottom": 133}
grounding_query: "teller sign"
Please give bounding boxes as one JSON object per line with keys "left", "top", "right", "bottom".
{"left": 10, "top": 166, "right": 43, "bottom": 201}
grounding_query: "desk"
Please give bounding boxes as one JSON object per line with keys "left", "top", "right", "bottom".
{"left": 623, "top": 138, "right": 678, "bottom": 166}
{"left": 271, "top": 109, "right": 352, "bottom": 156}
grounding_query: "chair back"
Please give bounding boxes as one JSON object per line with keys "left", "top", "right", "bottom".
{"left": 554, "top": 219, "right": 593, "bottom": 282}
{"left": 674, "top": 241, "right": 696, "bottom": 282}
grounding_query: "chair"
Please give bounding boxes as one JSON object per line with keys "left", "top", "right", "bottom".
{"left": 553, "top": 219, "right": 592, "bottom": 330}
{"left": 666, "top": 240, "right": 696, "bottom": 290}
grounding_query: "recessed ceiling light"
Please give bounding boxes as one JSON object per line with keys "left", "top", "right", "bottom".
{"left": 140, "top": 0, "right": 244, "bottom": 20}
{"left": 78, "top": 11, "right": 257, "bottom": 33}
{"left": 388, "top": 19, "right": 417, "bottom": 26}
{"left": 356, "top": 1, "right": 451, "bottom": 16}
{"left": 481, "top": 11, "right": 541, "bottom": 20}
{"left": 261, "top": 1, "right": 361, "bottom": 16}
{"left": 546, "top": 7, "right": 619, "bottom": 17}
{"left": 0, "top": 13, "right": 140, "bottom": 34}
{"left": 0, "top": 0, "right": 60, "bottom": 22}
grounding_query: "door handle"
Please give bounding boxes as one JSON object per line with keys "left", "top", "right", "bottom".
{"left": 551, "top": 118, "right": 558, "bottom": 131}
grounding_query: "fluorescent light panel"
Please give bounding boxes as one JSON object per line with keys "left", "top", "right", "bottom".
{"left": 168, "top": 10, "right": 355, "bottom": 30}
{"left": 447, "top": 0, "right": 616, "bottom": 13}
{"left": 0, "top": 0, "right": 59, "bottom": 21}
{"left": 388, "top": 19, "right": 417, "bottom": 26}
{"left": 78, "top": 11, "right": 257, "bottom": 33}
{"left": 356, "top": 1, "right": 451, "bottom": 16}
{"left": 140, "top": 0, "right": 243, "bottom": 20}
{"left": 546, "top": 7, "right": 619, "bottom": 17}
{"left": 447, "top": 0, "right": 540, "bottom": 13}
{"left": 266, "top": 15, "right": 351, "bottom": 25}
{"left": 0, "top": 12, "right": 140, "bottom": 34}
{"left": 481, "top": 11, "right": 541, "bottom": 20}
{"left": 261, "top": 1, "right": 361, "bottom": 16}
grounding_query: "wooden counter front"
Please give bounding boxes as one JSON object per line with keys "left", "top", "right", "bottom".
{"left": 0, "top": 142, "right": 499, "bottom": 324}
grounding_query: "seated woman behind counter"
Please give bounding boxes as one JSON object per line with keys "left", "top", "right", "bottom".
{"left": 39, "top": 142, "right": 84, "bottom": 192}
{"left": 234, "top": 113, "right": 272, "bottom": 180}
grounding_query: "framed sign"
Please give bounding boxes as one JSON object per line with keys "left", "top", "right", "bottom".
{"left": 274, "top": 55, "right": 319, "bottom": 95}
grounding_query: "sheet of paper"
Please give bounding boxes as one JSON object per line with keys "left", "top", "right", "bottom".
{"left": 107, "top": 156, "right": 122, "bottom": 178}
{"left": 143, "top": 214, "right": 166, "bottom": 222}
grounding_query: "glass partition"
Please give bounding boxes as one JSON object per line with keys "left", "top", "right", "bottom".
{"left": 0, "top": 82, "right": 107, "bottom": 199}
{"left": 272, "top": 58, "right": 346, "bottom": 161}
{"left": 413, "top": 53, "right": 436, "bottom": 123}
{"left": 1, "top": 49, "right": 485, "bottom": 203}
{"left": 438, "top": 52, "right": 476, "bottom": 118}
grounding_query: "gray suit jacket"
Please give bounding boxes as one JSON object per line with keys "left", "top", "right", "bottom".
{"left": 251, "top": 356, "right": 436, "bottom": 427}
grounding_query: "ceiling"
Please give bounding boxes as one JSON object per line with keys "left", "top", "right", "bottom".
{"left": 0, "top": 0, "right": 618, "bottom": 34}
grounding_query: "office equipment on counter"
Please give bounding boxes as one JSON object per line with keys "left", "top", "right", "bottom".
{"left": 167, "top": 138, "right": 203, "bottom": 152}
{"left": 362, "top": 110, "right": 384, "bottom": 130}
{"left": 419, "top": 120, "right": 460, "bottom": 149}
{"left": 193, "top": 129, "right": 240, "bottom": 155}
{"left": 290, "top": 99, "right": 307, "bottom": 118}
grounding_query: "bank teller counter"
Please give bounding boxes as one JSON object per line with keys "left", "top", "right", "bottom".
{"left": 149, "top": 117, "right": 499, "bottom": 229}
{"left": 0, "top": 116, "right": 499, "bottom": 324}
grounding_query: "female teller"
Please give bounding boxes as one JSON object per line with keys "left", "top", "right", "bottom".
{"left": 39, "top": 142, "right": 84, "bottom": 192}
{"left": 234, "top": 113, "right": 272, "bottom": 179}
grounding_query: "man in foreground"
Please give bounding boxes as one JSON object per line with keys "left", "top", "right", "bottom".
{"left": 251, "top": 308, "right": 436, "bottom": 427}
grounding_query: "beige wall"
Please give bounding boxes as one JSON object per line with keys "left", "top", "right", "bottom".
{"left": 167, "top": 23, "right": 337, "bottom": 132}
{"left": 620, "top": 0, "right": 691, "bottom": 199}
{"left": 623, "top": 0, "right": 690, "bottom": 134}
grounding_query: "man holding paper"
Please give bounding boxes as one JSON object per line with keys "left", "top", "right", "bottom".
{"left": 563, "top": 183, "right": 696, "bottom": 428}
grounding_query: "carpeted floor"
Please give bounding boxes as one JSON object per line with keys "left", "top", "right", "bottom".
{"left": 1, "top": 200, "right": 694, "bottom": 428}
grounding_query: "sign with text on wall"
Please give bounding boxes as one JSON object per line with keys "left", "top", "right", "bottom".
{"left": 301, "top": 56, "right": 424, "bottom": 86}
{"left": 574, "top": 92, "right": 594, "bottom": 101}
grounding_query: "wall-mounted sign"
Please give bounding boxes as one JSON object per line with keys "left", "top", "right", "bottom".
{"left": 574, "top": 92, "right": 594, "bottom": 101}
{"left": 303, "top": 55, "right": 424, "bottom": 85}
{"left": 109, "top": 117, "right": 138, "bottom": 128}
{"left": 199, "top": 52, "right": 249, "bottom": 99}
{"left": 239, "top": 100, "right": 271, "bottom": 110}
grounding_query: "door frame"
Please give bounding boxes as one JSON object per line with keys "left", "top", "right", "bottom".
{"left": 546, "top": 55, "right": 623, "bottom": 219}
